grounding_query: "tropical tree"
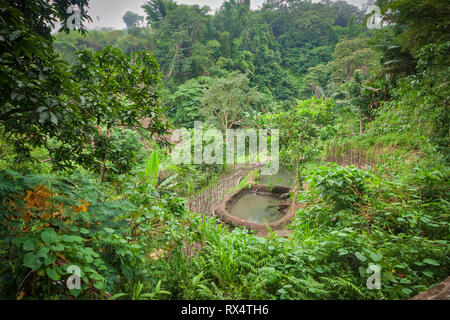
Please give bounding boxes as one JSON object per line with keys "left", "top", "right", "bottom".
{"left": 200, "top": 72, "right": 265, "bottom": 130}
{"left": 327, "top": 38, "right": 380, "bottom": 85}
{"left": 142, "top": 0, "right": 177, "bottom": 26}
{"left": 377, "top": 0, "right": 450, "bottom": 54}
{"left": 166, "top": 77, "right": 210, "bottom": 128}
{"left": 262, "top": 97, "right": 335, "bottom": 187}
{"left": 0, "top": 0, "right": 91, "bottom": 165}
{"left": 123, "top": 11, "right": 144, "bottom": 29}
{"left": 0, "top": 1, "right": 168, "bottom": 170}
{"left": 142, "top": 1, "right": 210, "bottom": 83}
{"left": 346, "top": 69, "right": 383, "bottom": 135}
{"left": 304, "top": 64, "right": 329, "bottom": 98}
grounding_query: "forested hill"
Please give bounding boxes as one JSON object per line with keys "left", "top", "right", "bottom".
{"left": 54, "top": 0, "right": 374, "bottom": 125}
{"left": 1, "top": 0, "right": 449, "bottom": 301}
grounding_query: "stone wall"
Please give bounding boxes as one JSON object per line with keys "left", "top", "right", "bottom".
{"left": 215, "top": 184, "right": 294, "bottom": 235}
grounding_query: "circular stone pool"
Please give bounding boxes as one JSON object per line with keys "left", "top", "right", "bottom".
{"left": 215, "top": 185, "right": 294, "bottom": 233}
{"left": 228, "top": 193, "right": 285, "bottom": 224}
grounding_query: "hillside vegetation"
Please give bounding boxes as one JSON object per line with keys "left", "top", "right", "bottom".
{"left": 0, "top": 0, "right": 448, "bottom": 300}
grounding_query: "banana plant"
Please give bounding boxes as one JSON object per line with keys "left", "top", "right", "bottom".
{"left": 143, "top": 150, "right": 160, "bottom": 187}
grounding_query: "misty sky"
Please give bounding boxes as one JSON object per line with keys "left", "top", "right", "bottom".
{"left": 84, "top": 0, "right": 370, "bottom": 30}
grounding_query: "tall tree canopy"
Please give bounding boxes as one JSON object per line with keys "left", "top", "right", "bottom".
{"left": 0, "top": 0, "right": 168, "bottom": 168}
{"left": 200, "top": 72, "right": 265, "bottom": 130}
{"left": 123, "top": 10, "right": 144, "bottom": 29}
{"left": 377, "top": 0, "right": 450, "bottom": 53}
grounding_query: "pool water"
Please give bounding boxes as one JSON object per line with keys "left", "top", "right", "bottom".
{"left": 228, "top": 192, "right": 285, "bottom": 224}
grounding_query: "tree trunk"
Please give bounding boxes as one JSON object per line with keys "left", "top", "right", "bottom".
{"left": 101, "top": 129, "right": 111, "bottom": 183}
{"left": 359, "top": 113, "right": 363, "bottom": 135}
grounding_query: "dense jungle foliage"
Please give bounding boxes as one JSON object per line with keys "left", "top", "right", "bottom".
{"left": 0, "top": 0, "right": 449, "bottom": 300}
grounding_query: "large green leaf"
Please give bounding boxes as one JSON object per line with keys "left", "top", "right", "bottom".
{"left": 46, "top": 267, "right": 61, "bottom": 281}
{"left": 23, "top": 239, "right": 36, "bottom": 251}
{"left": 23, "top": 252, "right": 41, "bottom": 270}
{"left": 144, "top": 150, "right": 159, "bottom": 186}
{"left": 41, "top": 228, "right": 58, "bottom": 245}
{"left": 423, "top": 258, "right": 440, "bottom": 266}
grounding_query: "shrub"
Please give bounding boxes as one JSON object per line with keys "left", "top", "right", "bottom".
{"left": 308, "top": 164, "right": 374, "bottom": 211}
{"left": 0, "top": 169, "right": 185, "bottom": 299}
